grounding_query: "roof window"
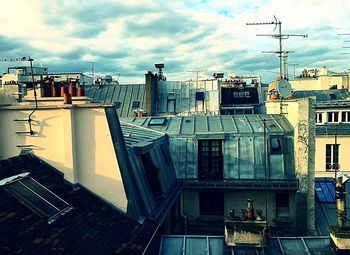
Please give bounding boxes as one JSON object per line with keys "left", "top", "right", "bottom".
{"left": 132, "top": 100, "right": 140, "bottom": 109}
{"left": 1, "top": 173, "right": 72, "bottom": 224}
{"left": 149, "top": 117, "right": 167, "bottom": 126}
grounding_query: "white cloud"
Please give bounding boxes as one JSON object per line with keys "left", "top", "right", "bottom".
{"left": 0, "top": 0, "right": 350, "bottom": 83}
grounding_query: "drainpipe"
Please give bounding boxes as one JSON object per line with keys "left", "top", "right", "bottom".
{"left": 180, "top": 192, "right": 188, "bottom": 234}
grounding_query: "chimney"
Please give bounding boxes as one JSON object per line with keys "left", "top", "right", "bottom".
{"left": 145, "top": 71, "right": 158, "bottom": 116}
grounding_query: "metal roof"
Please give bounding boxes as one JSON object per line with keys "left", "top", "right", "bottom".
{"left": 159, "top": 235, "right": 335, "bottom": 255}
{"left": 120, "top": 121, "right": 165, "bottom": 149}
{"left": 121, "top": 115, "right": 293, "bottom": 136}
{"left": 84, "top": 84, "right": 146, "bottom": 117}
{"left": 294, "top": 89, "right": 350, "bottom": 101}
{"left": 316, "top": 124, "right": 350, "bottom": 136}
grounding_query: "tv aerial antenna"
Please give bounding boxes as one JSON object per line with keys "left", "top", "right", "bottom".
{"left": 247, "top": 16, "right": 307, "bottom": 79}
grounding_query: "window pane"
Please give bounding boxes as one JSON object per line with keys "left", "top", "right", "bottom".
{"left": 334, "top": 112, "right": 339, "bottom": 122}
{"left": 327, "top": 112, "right": 333, "bottom": 122}
{"left": 5, "top": 180, "right": 59, "bottom": 218}
{"left": 342, "top": 112, "right": 346, "bottom": 122}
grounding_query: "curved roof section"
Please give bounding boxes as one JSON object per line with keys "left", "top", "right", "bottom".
{"left": 121, "top": 115, "right": 293, "bottom": 136}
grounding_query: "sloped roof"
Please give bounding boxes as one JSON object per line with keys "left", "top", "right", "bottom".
{"left": 294, "top": 89, "right": 350, "bottom": 101}
{"left": 121, "top": 114, "right": 293, "bottom": 136}
{"left": 0, "top": 153, "right": 157, "bottom": 255}
{"left": 316, "top": 124, "right": 350, "bottom": 136}
{"left": 84, "top": 84, "right": 146, "bottom": 117}
{"left": 120, "top": 121, "right": 166, "bottom": 149}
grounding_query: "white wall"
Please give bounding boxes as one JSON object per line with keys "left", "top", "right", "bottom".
{"left": 0, "top": 104, "right": 128, "bottom": 211}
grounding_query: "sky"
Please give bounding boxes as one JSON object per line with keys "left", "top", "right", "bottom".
{"left": 0, "top": 0, "right": 349, "bottom": 84}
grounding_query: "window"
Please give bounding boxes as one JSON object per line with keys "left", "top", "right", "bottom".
{"left": 276, "top": 193, "right": 289, "bottom": 217}
{"left": 327, "top": 112, "right": 339, "bottom": 123}
{"left": 140, "top": 152, "right": 163, "bottom": 201}
{"left": 167, "top": 92, "right": 176, "bottom": 100}
{"left": 326, "top": 144, "right": 339, "bottom": 171}
{"left": 196, "top": 91, "right": 205, "bottom": 101}
{"left": 270, "top": 137, "right": 283, "bottom": 154}
{"left": 132, "top": 100, "right": 140, "bottom": 109}
{"left": 329, "top": 94, "right": 337, "bottom": 100}
{"left": 114, "top": 101, "right": 122, "bottom": 109}
{"left": 341, "top": 111, "right": 350, "bottom": 123}
{"left": 2, "top": 174, "right": 71, "bottom": 224}
{"left": 315, "top": 113, "right": 323, "bottom": 124}
{"left": 199, "top": 191, "right": 224, "bottom": 216}
{"left": 149, "top": 117, "right": 166, "bottom": 126}
{"left": 198, "top": 140, "right": 223, "bottom": 180}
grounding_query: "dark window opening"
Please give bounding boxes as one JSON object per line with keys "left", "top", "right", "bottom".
{"left": 140, "top": 152, "right": 163, "bottom": 201}
{"left": 326, "top": 144, "right": 339, "bottom": 170}
{"left": 199, "top": 191, "right": 224, "bottom": 216}
{"left": 270, "top": 137, "right": 283, "bottom": 154}
{"left": 114, "top": 101, "right": 122, "bottom": 109}
{"left": 327, "top": 112, "right": 339, "bottom": 123}
{"left": 198, "top": 140, "right": 223, "bottom": 180}
{"left": 329, "top": 94, "right": 336, "bottom": 99}
{"left": 3, "top": 176, "right": 71, "bottom": 223}
{"left": 276, "top": 193, "right": 289, "bottom": 217}
{"left": 132, "top": 100, "right": 140, "bottom": 109}
{"left": 196, "top": 91, "right": 205, "bottom": 101}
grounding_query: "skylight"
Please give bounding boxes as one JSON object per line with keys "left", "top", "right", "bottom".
{"left": 149, "top": 117, "right": 167, "bottom": 126}
{"left": 2, "top": 174, "right": 72, "bottom": 224}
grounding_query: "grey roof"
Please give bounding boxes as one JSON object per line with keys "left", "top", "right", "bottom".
{"left": 120, "top": 121, "right": 166, "bottom": 148}
{"left": 84, "top": 84, "right": 146, "bottom": 117}
{"left": 121, "top": 115, "right": 293, "bottom": 136}
{"left": 294, "top": 89, "right": 350, "bottom": 101}
{"left": 159, "top": 235, "right": 335, "bottom": 255}
{"left": 316, "top": 124, "right": 350, "bottom": 136}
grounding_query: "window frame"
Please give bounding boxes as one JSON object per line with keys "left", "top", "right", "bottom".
{"left": 315, "top": 112, "right": 323, "bottom": 124}
{"left": 341, "top": 111, "right": 350, "bottom": 123}
{"left": 276, "top": 192, "right": 290, "bottom": 218}
{"left": 326, "top": 144, "right": 339, "bottom": 171}
{"left": 269, "top": 136, "right": 283, "bottom": 154}
{"left": 327, "top": 111, "right": 339, "bottom": 123}
{"left": 198, "top": 139, "right": 223, "bottom": 180}
{"left": 2, "top": 174, "right": 72, "bottom": 224}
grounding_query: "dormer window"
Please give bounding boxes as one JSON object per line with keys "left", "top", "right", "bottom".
{"left": 270, "top": 137, "right": 283, "bottom": 154}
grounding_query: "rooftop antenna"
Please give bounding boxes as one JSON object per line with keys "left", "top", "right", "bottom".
{"left": 91, "top": 61, "right": 95, "bottom": 79}
{"left": 289, "top": 63, "right": 299, "bottom": 78}
{"left": 187, "top": 60, "right": 207, "bottom": 89}
{"left": 247, "top": 16, "right": 307, "bottom": 79}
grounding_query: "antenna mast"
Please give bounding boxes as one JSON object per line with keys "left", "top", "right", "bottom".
{"left": 247, "top": 16, "right": 307, "bottom": 79}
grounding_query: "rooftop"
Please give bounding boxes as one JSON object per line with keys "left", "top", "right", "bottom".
{"left": 84, "top": 84, "right": 146, "bottom": 117}
{"left": 0, "top": 153, "right": 158, "bottom": 255}
{"left": 121, "top": 115, "right": 293, "bottom": 136}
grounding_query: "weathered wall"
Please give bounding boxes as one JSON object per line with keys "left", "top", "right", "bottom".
{"left": 0, "top": 105, "right": 128, "bottom": 211}
{"left": 266, "top": 97, "right": 316, "bottom": 234}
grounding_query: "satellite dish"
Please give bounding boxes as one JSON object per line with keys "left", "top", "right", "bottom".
{"left": 277, "top": 79, "right": 292, "bottom": 98}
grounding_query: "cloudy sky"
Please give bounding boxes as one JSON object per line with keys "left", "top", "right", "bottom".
{"left": 0, "top": 0, "right": 349, "bottom": 83}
